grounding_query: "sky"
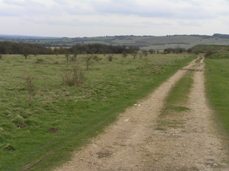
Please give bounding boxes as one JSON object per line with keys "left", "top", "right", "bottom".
{"left": 0, "top": 0, "right": 229, "bottom": 37}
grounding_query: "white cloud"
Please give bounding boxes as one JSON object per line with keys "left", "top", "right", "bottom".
{"left": 0, "top": 0, "right": 228, "bottom": 36}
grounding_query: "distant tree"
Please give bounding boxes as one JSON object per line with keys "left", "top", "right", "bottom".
{"left": 142, "top": 50, "right": 148, "bottom": 56}
{"left": 0, "top": 41, "right": 52, "bottom": 55}
{"left": 164, "top": 48, "right": 186, "bottom": 54}
{"left": 23, "top": 53, "right": 29, "bottom": 60}
{"left": 22, "top": 46, "right": 30, "bottom": 59}
{"left": 0, "top": 41, "right": 139, "bottom": 55}
{"left": 149, "top": 49, "right": 155, "bottom": 54}
{"left": 57, "top": 46, "right": 67, "bottom": 54}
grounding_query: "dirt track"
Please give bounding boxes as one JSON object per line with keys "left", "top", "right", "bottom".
{"left": 55, "top": 58, "right": 228, "bottom": 171}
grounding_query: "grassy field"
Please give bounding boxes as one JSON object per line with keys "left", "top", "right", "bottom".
{"left": 0, "top": 54, "right": 193, "bottom": 171}
{"left": 206, "top": 57, "right": 229, "bottom": 135}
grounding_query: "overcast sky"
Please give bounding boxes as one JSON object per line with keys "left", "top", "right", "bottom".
{"left": 0, "top": 0, "right": 228, "bottom": 37}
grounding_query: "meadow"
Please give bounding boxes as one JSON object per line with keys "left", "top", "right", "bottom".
{"left": 0, "top": 54, "right": 193, "bottom": 170}
{"left": 206, "top": 53, "right": 229, "bottom": 135}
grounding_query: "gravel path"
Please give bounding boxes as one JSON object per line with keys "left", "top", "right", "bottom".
{"left": 55, "top": 58, "right": 228, "bottom": 171}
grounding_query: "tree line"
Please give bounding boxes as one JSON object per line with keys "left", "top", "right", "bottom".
{"left": 0, "top": 41, "right": 197, "bottom": 56}
{"left": 0, "top": 41, "right": 51, "bottom": 55}
{"left": 0, "top": 41, "right": 139, "bottom": 55}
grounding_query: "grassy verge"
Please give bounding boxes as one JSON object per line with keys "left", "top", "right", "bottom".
{"left": 162, "top": 71, "right": 193, "bottom": 114}
{"left": 157, "top": 71, "right": 193, "bottom": 130}
{"left": 206, "top": 58, "right": 229, "bottom": 135}
{"left": 0, "top": 54, "right": 193, "bottom": 171}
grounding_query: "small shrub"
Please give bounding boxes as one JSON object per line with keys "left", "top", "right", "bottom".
{"left": 108, "top": 55, "right": 113, "bottom": 62}
{"left": 12, "top": 114, "right": 27, "bottom": 128}
{"left": 3, "top": 144, "right": 15, "bottom": 151}
{"left": 53, "top": 61, "right": 59, "bottom": 64}
{"left": 0, "top": 54, "right": 2, "bottom": 60}
{"left": 23, "top": 53, "right": 29, "bottom": 60}
{"left": 25, "top": 118, "right": 38, "bottom": 127}
{"left": 24, "top": 75, "right": 35, "bottom": 105}
{"left": 122, "top": 52, "right": 127, "bottom": 58}
{"left": 35, "top": 58, "right": 44, "bottom": 64}
{"left": 93, "top": 55, "right": 101, "bottom": 62}
{"left": 48, "top": 127, "right": 59, "bottom": 134}
{"left": 63, "top": 66, "right": 84, "bottom": 86}
{"left": 0, "top": 127, "right": 8, "bottom": 142}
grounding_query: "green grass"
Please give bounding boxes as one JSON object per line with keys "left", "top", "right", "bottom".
{"left": 207, "top": 50, "right": 229, "bottom": 59}
{"left": 162, "top": 71, "right": 193, "bottom": 114}
{"left": 0, "top": 54, "right": 193, "bottom": 171}
{"left": 206, "top": 57, "right": 229, "bottom": 135}
{"left": 191, "top": 44, "right": 229, "bottom": 54}
{"left": 156, "top": 71, "right": 193, "bottom": 131}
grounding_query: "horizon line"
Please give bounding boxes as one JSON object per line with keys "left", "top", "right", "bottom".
{"left": 0, "top": 33, "right": 227, "bottom": 39}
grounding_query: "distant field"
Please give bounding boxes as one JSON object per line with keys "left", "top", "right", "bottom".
{"left": 191, "top": 44, "right": 229, "bottom": 54}
{"left": 1, "top": 34, "right": 229, "bottom": 49}
{"left": 0, "top": 54, "right": 193, "bottom": 171}
{"left": 206, "top": 56, "right": 229, "bottom": 135}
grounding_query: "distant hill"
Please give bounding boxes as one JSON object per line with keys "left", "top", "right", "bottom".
{"left": 191, "top": 44, "right": 229, "bottom": 54}
{"left": 0, "top": 34, "right": 229, "bottom": 50}
{"left": 213, "top": 33, "right": 229, "bottom": 39}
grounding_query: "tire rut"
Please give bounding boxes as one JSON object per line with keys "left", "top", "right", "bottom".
{"left": 143, "top": 57, "right": 229, "bottom": 171}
